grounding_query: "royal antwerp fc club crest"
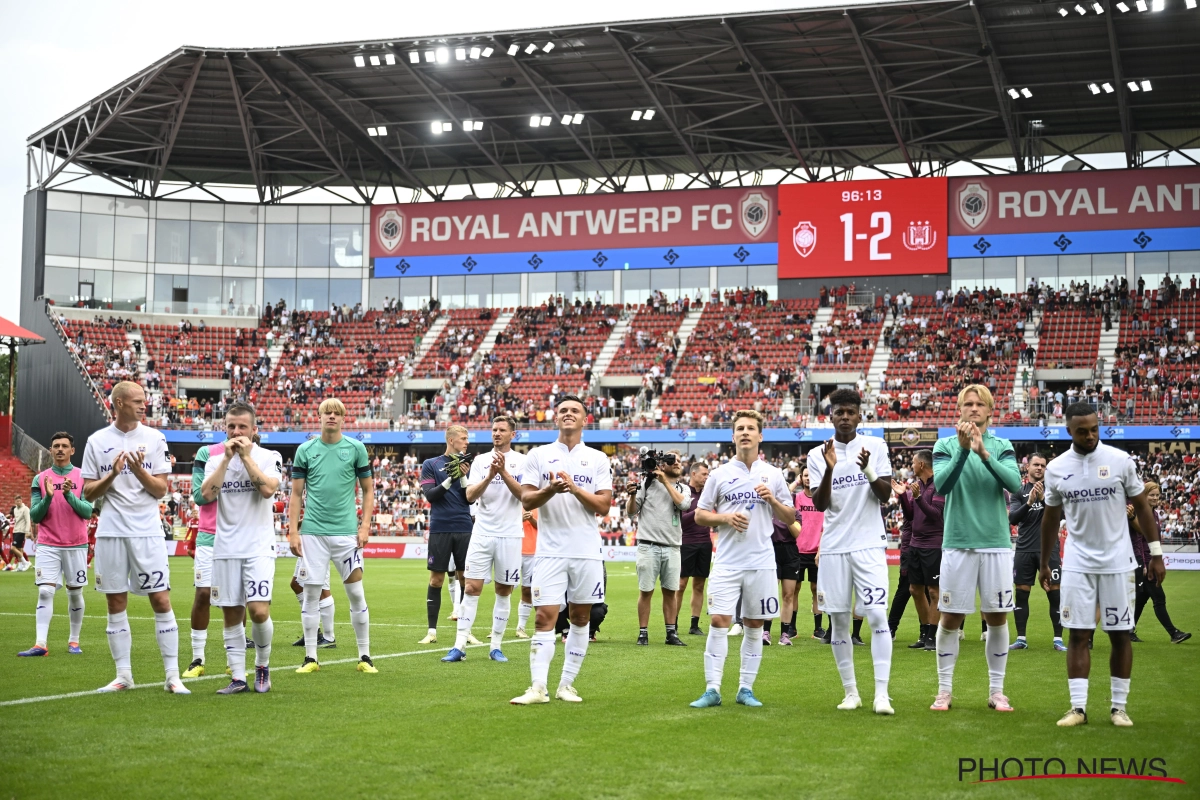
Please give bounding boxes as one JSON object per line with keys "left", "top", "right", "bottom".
{"left": 377, "top": 208, "right": 405, "bottom": 253}
{"left": 792, "top": 221, "right": 817, "bottom": 258}
{"left": 957, "top": 181, "right": 990, "bottom": 230}
{"left": 739, "top": 191, "right": 771, "bottom": 239}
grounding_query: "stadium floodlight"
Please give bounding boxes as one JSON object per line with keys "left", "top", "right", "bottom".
{"left": 507, "top": 44, "right": 519, "bottom": 56}
{"left": 369, "top": 55, "right": 380, "bottom": 66}
{"left": 1136, "top": 0, "right": 1148, "bottom": 9}
{"left": 1058, "top": 6, "right": 1070, "bottom": 14}
{"left": 643, "top": 109, "right": 656, "bottom": 120}
{"left": 482, "top": 47, "right": 494, "bottom": 57}
{"left": 409, "top": 52, "right": 420, "bottom": 64}
{"left": 367, "top": 127, "right": 378, "bottom": 136}
{"left": 543, "top": 42, "right": 555, "bottom": 52}
{"left": 1141, "top": 79, "right": 1153, "bottom": 91}
{"left": 456, "top": 48, "right": 466, "bottom": 61}
{"left": 1128, "top": 80, "right": 1140, "bottom": 90}
{"left": 1074, "top": 4, "right": 1087, "bottom": 13}
{"left": 442, "top": 122, "right": 454, "bottom": 132}
{"left": 1151, "top": 0, "right": 1164, "bottom": 9}
{"left": 431, "top": 121, "right": 443, "bottom": 134}
{"left": 1021, "top": 87, "right": 1033, "bottom": 98}
{"left": 384, "top": 53, "right": 396, "bottom": 65}
{"left": 1102, "top": 82, "right": 1114, "bottom": 92}
{"left": 1116, "top": 1, "right": 1130, "bottom": 9}
{"left": 572, "top": 113, "right": 584, "bottom": 124}
{"left": 472, "top": 120, "right": 483, "bottom": 131}
{"left": 463, "top": 119, "right": 473, "bottom": 131}
{"left": 376, "top": 126, "right": 387, "bottom": 136}
{"left": 561, "top": 114, "right": 573, "bottom": 124}
{"left": 354, "top": 55, "right": 366, "bottom": 68}
{"left": 470, "top": 47, "right": 481, "bottom": 59}
{"left": 525, "top": 43, "right": 538, "bottom": 54}
{"left": 1092, "top": 2, "right": 1104, "bottom": 11}
{"left": 1007, "top": 88, "right": 1020, "bottom": 99}
{"left": 1188, "top": 0, "right": 1198, "bottom": 9}
{"left": 631, "top": 110, "right": 643, "bottom": 120}
{"left": 530, "top": 115, "right": 542, "bottom": 127}
{"left": 425, "top": 50, "right": 436, "bottom": 62}
{"left": 1088, "top": 82, "right": 1101, "bottom": 94}
{"left": 436, "top": 47, "right": 449, "bottom": 63}
{"left": 540, "top": 115, "right": 552, "bottom": 126}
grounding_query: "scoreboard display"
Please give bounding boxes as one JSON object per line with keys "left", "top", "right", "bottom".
{"left": 778, "top": 177, "right": 948, "bottom": 278}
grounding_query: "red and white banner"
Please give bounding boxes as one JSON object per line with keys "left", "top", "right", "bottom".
{"left": 778, "top": 178, "right": 948, "bottom": 278}
{"left": 370, "top": 187, "right": 777, "bottom": 257}
{"left": 948, "top": 166, "right": 1200, "bottom": 235}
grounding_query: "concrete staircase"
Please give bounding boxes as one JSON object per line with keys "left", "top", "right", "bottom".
{"left": 808, "top": 305, "right": 834, "bottom": 352}
{"left": 1012, "top": 308, "right": 1042, "bottom": 413}
{"left": 645, "top": 306, "right": 704, "bottom": 420}
{"left": 436, "top": 311, "right": 514, "bottom": 423}
{"left": 1098, "top": 312, "right": 1120, "bottom": 394}
{"left": 864, "top": 325, "right": 892, "bottom": 401}
{"left": 589, "top": 314, "right": 634, "bottom": 381}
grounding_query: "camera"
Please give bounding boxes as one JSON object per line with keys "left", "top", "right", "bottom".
{"left": 639, "top": 448, "right": 678, "bottom": 474}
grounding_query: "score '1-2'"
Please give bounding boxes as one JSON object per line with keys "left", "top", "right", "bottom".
{"left": 839, "top": 212, "right": 892, "bottom": 261}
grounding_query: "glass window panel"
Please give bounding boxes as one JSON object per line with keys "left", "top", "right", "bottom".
{"left": 92, "top": 270, "right": 113, "bottom": 309}
{"left": 462, "top": 275, "right": 490, "bottom": 310}
{"left": 716, "top": 266, "right": 747, "bottom": 290}
{"left": 186, "top": 275, "right": 223, "bottom": 315}
{"left": 113, "top": 272, "right": 147, "bottom": 312}
{"left": 747, "top": 265, "right": 778, "bottom": 300}
{"left": 155, "top": 219, "right": 190, "bottom": 264}
{"left": 369, "top": 277, "right": 399, "bottom": 309}
{"left": 1092, "top": 253, "right": 1125, "bottom": 283}
{"left": 45, "top": 211, "right": 80, "bottom": 257}
{"left": 222, "top": 277, "right": 254, "bottom": 316}
{"left": 79, "top": 213, "right": 114, "bottom": 259}
{"left": 439, "top": 275, "right": 466, "bottom": 309}
{"left": 330, "top": 223, "right": 363, "bottom": 267}
{"left": 189, "top": 221, "right": 221, "bottom": 265}
{"left": 622, "top": 268, "right": 651, "bottom": 306}
{"left": 654, "top": 268, "right": 680, "bottom": 302}
{"left": 264, "top": 224, "right": 297, "bottom": 267}
{"left": 678, "top": 266, "right": 709, "bottom": 295}
{"left": 527, "top": 273, "right": 556, "bottom": 306}
{"left": 329, "top": 279, "right": 361, "bottom": 310}
{"left": 982, "top": 257, "right": 1016, "bottom": 281}
{"left": 297, "top": 224, "right": 330, "bottom": 268}
{"left": 557, "top": 271, "right": 585, "bottom": 303}
{"left": 296, "top": 278, "right": 329, "bottom": 312}
{"left": 399, "top": 276, "right": 431, "bottom": 310}
{"left": 1135, "top": 251, "right": 1169, "bottom": 292}
{"left": 1169, "top": 250, "right": 1200, "bottom": 276}
{"left": 583, "top": 271, "right": 613, "bottom": 305}
{"left": 153, "top": 274, "right": 180, "bottom": 313}
{"left": 43, "top": 266, "right": 77, "bottom": 306}
{"left": 223, "top": 222, "right": 257, "bottom": 266}
{"left": 1058, "top": 254, "right": 1091, "bottom": 281}
{"left": 1025, "top": 255, "right": 1059, "bottom": 290}
{"left": 491, "top": 274, "right": 520, "bottom": 308}
{"left": 114, "top": 216, "right": 148, "bottom": 261}
{"left": 263, "top": 278, "right": 296, "bottom": 310}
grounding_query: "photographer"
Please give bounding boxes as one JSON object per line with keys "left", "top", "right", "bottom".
{"left": 626, "top": 449, "right": 691, "bottom": 647}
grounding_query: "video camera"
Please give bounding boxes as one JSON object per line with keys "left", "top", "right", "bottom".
{"left": 639, "top": 448, "right": 678, "bottom": 474}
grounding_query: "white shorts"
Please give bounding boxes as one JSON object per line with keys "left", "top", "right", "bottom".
{"left": 94, "top": 537, "right": 170, "bottom": 595}
{"left": 816, "top": 548, "right": 889, "bottom": 614}
{"left": 296, "top": 535, "right": 362, "bottom": 585}
{"left": 465, "top": 535, "right": 522, "bottom": 585}
{"left": 292, "top": 553, "right": 331, "bottom": 590}
{"left": 707, "top": 567, "right": 779, "bottom": 619}
{"left": 530, "top": 556, "right": 604, "bottom": 606}
{"left": 34, "top": 546, "right": 88, "bottom": 588}
{"left": 938, "top": 549, "right": 1015, "bottom": 614}
{"left": 194, "top": 544, "right": 213, "bottom": 588}
{"left": 211, "top": 556, "right": 276, "bottom": 607}
{"left": 521, "top": 554, "right": 535, "bottom": 588}
{"left": 1060, "top": 570, "right": 1136, "bottom": 631}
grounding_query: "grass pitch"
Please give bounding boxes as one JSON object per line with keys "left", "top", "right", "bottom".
{"left": 1, "top": 559, "right": 1197, "bottom": 799}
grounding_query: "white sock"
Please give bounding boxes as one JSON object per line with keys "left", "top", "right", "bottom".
{"left": 866, "top": 607, "right": 892, "bottom": 699}
{"left": 67, "top": 587, "right": 85, "bottom": 643}
{"left": 1069, "top": 677, "right": 1088, "bottom": 711}
{"left": 830, "top": 612, "right": 858, "bottom": 696}
{"left": 739, "top": 626, "right": 763, "bottom": 691}
{"left": 704, "top": 626, "right": 729, "bottom": 692}
{"left": 1111, "top": 676, "right": 1130, "bottom": 711}
{"left": 155, "top": 611, "right": 179, "bottom": 675}
{"left": 454, "top": 593, "right": 481, "bottom": 651}
{"left": 560, "top": 623, "right": 590, "bottom": 688}
{"left": 517, "top": 602, "right": 533, "bottom": 630}
{"left": 448, "top": 577, "right": 459, "bottom": 614}
{"left": 251, "top": 618, "right": 273, "bottom": 667}
{"left": 224, "top": 624, "right": 247, "bottom": 682}
{"left": 302, "top": 584, "right": 323, "bottom": 661}
{"left": 34, "top": 585, "right": 55, "bottom": 647}
{"left": 491, "top": 593, "right": 511, "bottom": 650}
{"left": 936, "top": 624, "right": 960, "bottom": 693}
{"left": 530, "top": 630, "right": 555, "bottom": 691}
{"left": 319, "top": 595, "right": 336, "bottom": 640}
{"left": 106, "top": 611, "right": 132, "bottom": 678}
{"left": 191, "top": 628, "right": 208, "bottom": 663}
{"left": 985, "top": 623, "right": 1009, "bottom": 694}
{"left": 344, "top": 580, "right": 370, "bottom": 658}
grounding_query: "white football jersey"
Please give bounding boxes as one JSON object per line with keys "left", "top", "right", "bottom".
{"left": 81, "top": 423, "right": 171, "bottom": 538}
{"left": 206, "top": 443, "right": 283, "bottom": 559}
{"left": 698, "top": 457, "right": 793, "bottom": 571}
{"left": 1043, "top": 442, "right": 1141, "bottom": 574}
{"left": 469, "top": 449, "right": 527, "bottom": 538}
{"left": 806, "top": 434, "right": 891, "bottom": 554}
{"left": 521, "top": 440, "right": 612, "bottom": 560}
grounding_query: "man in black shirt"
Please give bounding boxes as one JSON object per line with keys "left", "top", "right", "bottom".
{"left": 1007, "top": 454, "right": 1065, "bottom": 651}
{"left": 418, "top": 426, "right": 476, "bottom": 645}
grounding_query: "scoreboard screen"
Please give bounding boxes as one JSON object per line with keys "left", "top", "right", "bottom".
{"left": 778, "top": 177, "right": 948, "bottom": 278}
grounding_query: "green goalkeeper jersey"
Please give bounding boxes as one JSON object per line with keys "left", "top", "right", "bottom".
{"left": 932, "top": 430, "right": 1023, "bottom": 549}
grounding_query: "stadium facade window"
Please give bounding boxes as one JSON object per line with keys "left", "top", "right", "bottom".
{"left": 1169, "top": 250, "right": 1200, "bottom": 277}
{"left": 399, "top": 276, "right": 431, "bottom": 310}
{"left": 747, "top": 265, "right": 778, "bottom": 299}
{"left": 1025, "top": 255, "right": 1057, "bottom": 289}
{"left": 263, "top": 278, "right": 296, "bottom": 310}
{"left": 369, "top": 277, "right": 398, "bottom": 309}
{"left": 463, "top": 275, "right": 489, "bottom": 310}
{"left": 330, "top": 223, "right": 363, "bottom": 267}
{"left": 716, "top": 266, "right": 747, "bottom": 291}
{"left": 265, "top": 224, "right": 298, "bottom": 267}
{"left": 584, "top": 271, "right": 613, "bottom": 305}
{"left": 43, "top": 266, "right": 77, "bottom": 306}
{"left": 222, "top": 276, "right": 253, "bottom": 315}
{"left": 86, "top": 269, "right": 113, "bottom": 308}
{"left": 155, "top": 219, "right": 190, "bottom": 264}
{"left": 223, "top": 222, "right": 257, "bottom": 266}
{"left": 114, "top": 216, "right": 148, "bottom": 262}
{"left": 983, "top": 257, "right": 1016, "bottom": 295}
{"left": 952, "top": 257, "right": 1014, "bottom": 294}
{"left": 558, "top": 270, "right": 585, "bottom": 303}
{"left": 439, "top": 275, "right": 466, "bottom": 308}
{"left": 153, "top": 274, "right": 190, "bottom": 314}
{"left": 296, "top": 277, "right": 329, "bottom": 311}
{"left": 1058, "top": 254, "right": 1091, "bottom": 285}
{"left": 528, "top": 273, "right": 556, "bottom": 306}
{"left": 679, "top": 266, "right": 709, "bottom": 300}
{"left": 186, "top": 275, "right": 223, "bottom": 315}
{"left": 622, "top": 268, "right": 651, "bottom": 305}
{"left": 1092, "top": 253, "right": 1126, "bottom": 283}
{"left": 113, "top": 271, "right": 147, "bottom": 312}
{"left": 79, "top": 213, "right": 114, "bottom": 259}
{"left": 655, "top": 268, "right": 680, "bottom": 301}
{"left": 189, "top": 221, "right": 222, "bottom": 265}
{"left": 1135, "top": 251, "right": 1169, "bottom": 292}
{"left": 297, "top": 224, "right": 331, "bottom": 268}
{"left": 329, "top": 279, "right": 361, "bottom": 311}
{"left": 45, "top": 210, "right": 80, "bottom": 257}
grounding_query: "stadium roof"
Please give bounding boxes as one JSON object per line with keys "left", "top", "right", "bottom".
{"left": 25, "top": 0, "right": 1200, "bottom": 203}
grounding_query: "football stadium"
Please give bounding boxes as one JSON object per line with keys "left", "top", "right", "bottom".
{"left": 4, "top": 1, "right": 1200, "bottom": 796}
